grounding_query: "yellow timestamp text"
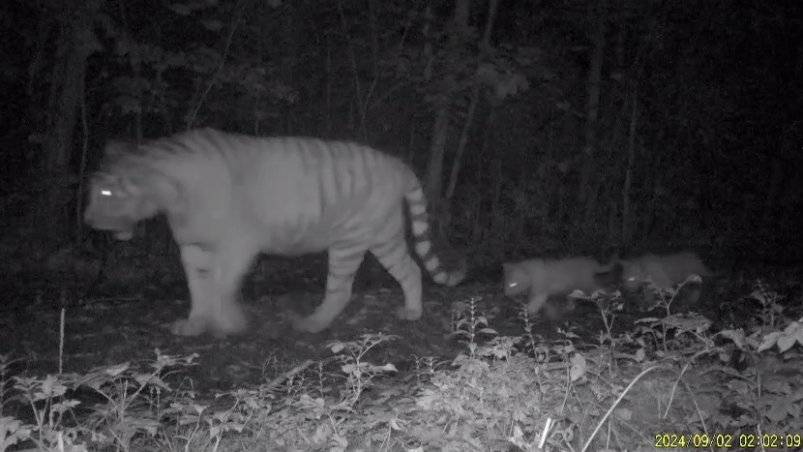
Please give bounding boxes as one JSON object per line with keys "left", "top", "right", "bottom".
{"left": 654, "top": 432, "right": 802, "bottom": 449}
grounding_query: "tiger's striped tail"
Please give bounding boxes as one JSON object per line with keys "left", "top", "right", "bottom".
{"left": 404, "top": 186, "right": 466, "bottom": 287}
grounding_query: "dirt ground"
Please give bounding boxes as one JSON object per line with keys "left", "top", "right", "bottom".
{"left": 1, "top": 256, "right": 622, "bottom": 394}
{"left": 0, "top": 252, "right": 794, "bottom": 396}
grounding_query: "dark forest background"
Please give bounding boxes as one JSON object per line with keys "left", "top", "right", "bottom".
{"left": 1, "top": 0, "right": 801, "bottom": 275}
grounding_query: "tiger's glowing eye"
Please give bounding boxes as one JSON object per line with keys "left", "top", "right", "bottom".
{"left": 100, "top": 189, "right": 113, "bottom": 196}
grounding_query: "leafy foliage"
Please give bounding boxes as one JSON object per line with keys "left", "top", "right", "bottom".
{"left": 2, "top": 276, "right": 802, "bottom": 450}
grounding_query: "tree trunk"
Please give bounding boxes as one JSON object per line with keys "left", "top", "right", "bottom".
{"left": 43, "top": 0, "right": 99, "bottom": 174}
{"left": 423, "top": 0, "right": 470, "bottom": 232}
{"left": 38, "top": 0, "right": 100, "bottom": 234}
{"left": 761, "top": 156, "right": 782, "bottom": 225}
{"left": 769, "top": 122, "right": 802, "bottom": 249}
{"left": 576, "top": 0, "right": 606, "bottom": 223}
{"left": 337, "top": 0, "right": 368, "bottom": 140}
{"left": 185, "top": 0, "right": 245, "bottom": 130}
{"left": 445, "top": 0, "right": 499, "bottom": 204}
{"left": 621, "top": 94, "right": 638, "bottom": 247}
{"left": 425, "top": 106, "right": 450, "bottom": 215}
{"left": 485, "top": 105, "right": 501, "bottom": 233}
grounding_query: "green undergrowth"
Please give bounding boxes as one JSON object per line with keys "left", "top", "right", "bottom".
{"left": 2, "top": 279, "right": 802, "bottom": 451}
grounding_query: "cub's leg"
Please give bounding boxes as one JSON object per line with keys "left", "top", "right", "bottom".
{"left": 639, "top": 283, "right": 660, "bottom": 311}
{"left": 172, "top": 242, "right": 255, "bottom": 337}
{"left": 526, "top": 292, "right": 549, "bottom": 314}
{"left": 370, "top": 235, "right": 423, "bottom": 321}
{"left": 293, "top": 245, "right": 367, "bottom": 333}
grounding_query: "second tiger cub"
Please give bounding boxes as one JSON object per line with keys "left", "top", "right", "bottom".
{"left": 617, "top": 251, "right": 710, "bottom": 309}
{"left": 503, "top": 256, "right": 616, "bottom": 316}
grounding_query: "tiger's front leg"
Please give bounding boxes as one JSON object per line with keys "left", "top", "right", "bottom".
{"left": 293, "top": 246, "right": 366, "bottom": 333}
{"left": 171, "top": 243, "right": 255, "bottom": 337}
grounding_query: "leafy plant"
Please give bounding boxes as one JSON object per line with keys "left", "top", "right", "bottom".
{"left": 449, "top": 296, "right": 498, "bottom": 357}
{"left": 327, "top": 333, "right": 400, "bottom": 410}
{"left": 1, "top": 351, "right": 198, "bottom": 451}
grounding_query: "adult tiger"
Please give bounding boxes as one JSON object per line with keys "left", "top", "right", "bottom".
{"left": 84, "top": 128, "right": 465, "bottom": 336}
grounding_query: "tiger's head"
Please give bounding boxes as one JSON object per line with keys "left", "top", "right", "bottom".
{"left": 84, "top": 172, "right": 155, "bottom": 240}
{"left": 85, "top": 138, "right": 185, "bottom": 240}
{"left": 502, "top": 262, "right": 534, "bottom": 296}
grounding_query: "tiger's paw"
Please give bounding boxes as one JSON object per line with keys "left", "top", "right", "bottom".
{"left": 170, "top": 317, "right": 208, "bottom": 336}
{"left": 291, "top": 313, "right": 330, "bottom": 334}
{"left": 395, "top": 306, "right": 422, "bottom": 321}
{"left": 210, "top": 306, "right": 248, "bottom": 337}
{"left": 171, "top": 314, "right": 247, "bottom": 337}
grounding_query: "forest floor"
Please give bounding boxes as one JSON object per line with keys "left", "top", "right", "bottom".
{"left": 1, "top": 252, "right": 802, "bottom": 451}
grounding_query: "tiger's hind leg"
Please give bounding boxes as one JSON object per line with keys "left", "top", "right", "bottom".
{"left": 370, "top": 235, "right": 423, "bottom": 322}
{"left": 172, "top": 242, "right": 255, "bottom": 337}
{"left": 293, "top": 245, "right": 367, "bottom": 333}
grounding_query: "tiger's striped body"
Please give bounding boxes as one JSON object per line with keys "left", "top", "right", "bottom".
{"left": 84, "top": 128, "right": 464, "bottom": 336}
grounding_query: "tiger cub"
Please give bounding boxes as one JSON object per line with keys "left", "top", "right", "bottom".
{"left": 618, "top": 251, "right": 710, "bottom": 308}
{"left": 84, "top": 128, "right": 465, "bottom": 337}
{"left": 503, "top": 256, "right": 616, "bottom": 316}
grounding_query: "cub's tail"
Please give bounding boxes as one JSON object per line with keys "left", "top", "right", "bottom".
{"left": 404, "top": 185, "right": 466, "bottom": 287}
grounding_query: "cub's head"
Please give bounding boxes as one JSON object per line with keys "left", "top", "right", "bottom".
{"left": 620, "top": 261, "right": 647, "bottom": 291}
{"left": 502, "top": 262, "right": 533, "bottom": 296}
